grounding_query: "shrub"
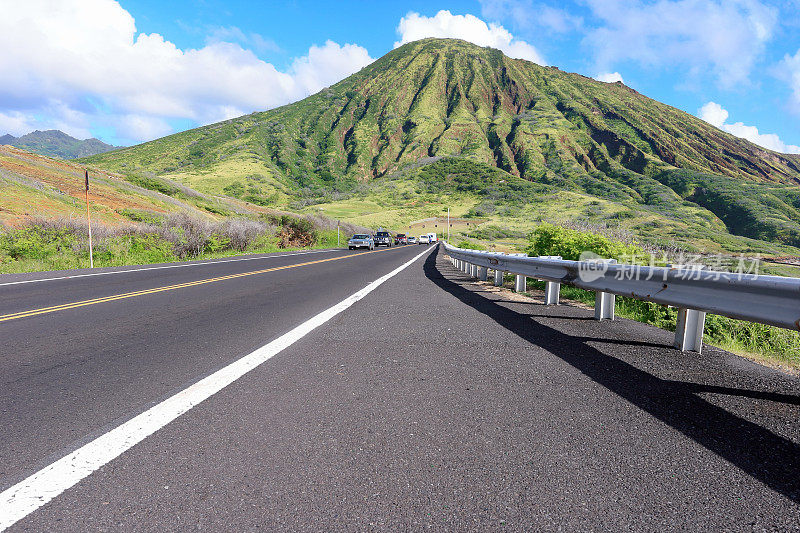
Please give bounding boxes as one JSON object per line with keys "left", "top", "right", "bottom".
{"left": 456, "top": 239, "right": 486, "bottom": 250}
{"left": 526, "top": 223, "right": 646, "bottom": 262}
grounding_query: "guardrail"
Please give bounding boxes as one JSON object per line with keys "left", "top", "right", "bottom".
{"left": 442, "top": 241, "right": 800, "bottom": 353}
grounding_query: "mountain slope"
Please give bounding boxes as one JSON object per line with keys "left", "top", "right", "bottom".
{"left": 86, "top": 38, "right": 800, "bottom": 184}
{"left": 0, "top": 145, "right": 275, "bottom": 226}
{"left": 2, "top": 130, "right": 119, "bottom": 159}
{"left": 82, "top": 38, "right": 800, "bottom": 251}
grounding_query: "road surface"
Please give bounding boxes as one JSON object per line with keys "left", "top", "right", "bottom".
{"left": 1, "top": 245, "right": 798, "bottom": 530}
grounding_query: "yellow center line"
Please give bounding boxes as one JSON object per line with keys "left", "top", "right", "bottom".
{"left": 0, "top": 247, "right": 405, "bottom": 323}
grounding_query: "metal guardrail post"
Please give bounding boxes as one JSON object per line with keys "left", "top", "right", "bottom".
{"left": 595, "top": 292, "right": 615, "bottom": 320}
{"left": 544, "top": 282, "right": 560, "bottom": 305}
{"left": 674, "top": 308, "right": 706, "bottom": 353}
{"left": 511, "top": 253, "right": 527, "bottom": 292}
{"left": 538, "top": 256, "right": 562, "bottom": 305}
{"left": 478, "top": 266, "right": 488, "bottom": 281}
{"left": 494, "top": 269, "right": 503, "bottom": 286}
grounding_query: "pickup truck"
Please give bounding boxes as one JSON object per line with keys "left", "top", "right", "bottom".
{"left": 374, "top": 231, "right": 394, "bottom": 247}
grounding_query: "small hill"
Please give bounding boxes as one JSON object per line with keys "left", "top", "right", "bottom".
{"left": 2, "top": 130, "right": 119, "bottom": 159}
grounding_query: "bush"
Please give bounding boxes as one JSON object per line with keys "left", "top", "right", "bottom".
{"left": 526, "top": 223, "right": 646, "bottom": 262}
{"left": 456, "top": 239, "right": 486, "bottom": 250}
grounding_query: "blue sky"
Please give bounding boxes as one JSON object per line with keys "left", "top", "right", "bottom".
{"left": 1, "top": 0, "right": 799, "bottom": 153}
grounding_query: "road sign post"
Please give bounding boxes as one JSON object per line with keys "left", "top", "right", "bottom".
{"left": 84, "top": 170, "right": 94, "bottom": 268}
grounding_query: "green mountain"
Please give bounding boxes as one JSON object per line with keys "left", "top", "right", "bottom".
{"left": 3, "top": 129, "right": 119, "bottom": 159}
{"left": 83, "top": 38, "right": 800, "bottom": 253}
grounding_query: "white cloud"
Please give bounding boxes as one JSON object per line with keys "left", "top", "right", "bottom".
{"left": 698, "top": 101, "right": 728, "bottom": 128}
{"left": 0, "top": 111, "right": 38, "bottom": 137}
{"left": 595, "top": 72, "right": 625, "bottom": 84}
{"left": 699, "top": 101, "right": 800, "bottom": 153}
{"left": 0, "top": 0, "right": 374, "bottom": 144}
{"left": 0, "top": 102, "right": 92, "bottom": 139}
{"left": 291, "top": 41, "right": 374, "bottom": 96}
{"left": 117, "top": 115, "right": 174, "bottom": 142}
{"left": 480, "top": 1, "right": 582, "bottom": 33}
{"left": 583, "top": 0, "right": 778, "bottom": 88}
{"left": 394, "top": 10, "right": 546, "bottom": 65}
{"left": 776, "top": 48, "right": 800, "bottom": 115}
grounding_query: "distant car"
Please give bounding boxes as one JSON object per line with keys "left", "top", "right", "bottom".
{"left": 427, "top": 233, "right": 438, "bottom": 243}
{"left": 395, "top": 233, "right": 407, "bottom": 245}
{"left": 348, "top": 234, "right": 374, "bottom": 250}
{"left": 418, "top": 235, "right": 430, "bottom": 245}
{"left": 407, "top": 236, "right": 417, "bottom": 244}
{"left": 374, "top": 231, "right": 393, "bottom": 247}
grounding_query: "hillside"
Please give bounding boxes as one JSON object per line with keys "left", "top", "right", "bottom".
{"left": 0, "top": 145, "right": 276, "bottom": 227}
{"left": 80, "top": 38, "right": 800, "bottom": 253}
{"left": 2, "top": 130, "right": 119, "bottom": 159}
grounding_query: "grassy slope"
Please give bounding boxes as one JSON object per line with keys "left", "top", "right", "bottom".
{"left": 298, "top": 157, "right": 800, "bottom": 259}
{"left": 0, "top": 145, "right": 290, "bottom": 227}
{"left": 82, "top": 38, "right": 800, "bottom": 257}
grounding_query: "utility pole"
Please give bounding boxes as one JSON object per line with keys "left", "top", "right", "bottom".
{"left": 447, "top": 207, "right": 450, "bottom": 242}
{"left": 337, "top": 220, "right": 340, "bottom": 247}
{"left": 84, "top": 170, "right": 94, "bottom": 268}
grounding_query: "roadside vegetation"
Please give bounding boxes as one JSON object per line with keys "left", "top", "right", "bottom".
{"left": 517, "top": 224, "right": 800, "bottom": 370}
{"left": 0, "top": 214, "right": 367, "bottom": 274}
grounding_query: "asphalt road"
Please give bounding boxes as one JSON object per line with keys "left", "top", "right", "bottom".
{"left": 1, "top": 245, "right": 799, "bottom": 530}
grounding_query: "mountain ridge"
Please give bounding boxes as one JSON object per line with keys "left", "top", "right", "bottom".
{"left": 2, "top": 129, "right": 119, "bottom": 159}
{"left": 79, "top": 38, "right": 800, "bottom": 252}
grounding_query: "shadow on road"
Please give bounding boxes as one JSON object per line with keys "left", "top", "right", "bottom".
{"left": 426, "top": 248, "right": 800, "bottom": 502}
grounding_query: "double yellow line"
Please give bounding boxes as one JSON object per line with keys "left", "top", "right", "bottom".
{"left": 0, "top": 247, "right": 399, "bottom": 324}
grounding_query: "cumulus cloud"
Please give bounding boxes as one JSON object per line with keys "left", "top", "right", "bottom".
{"left": 595, "top": 72, "right": 625, "bottom": 83}
{"left": 699, "top": 102, "right": 800, "bottom": 153}
{"left": 394, "top": 10, "right": 546, "bottom": 65}
{"left": 0, "top": 0, "right": 373, "bottom": 144}
{"left": 583, "top": 0, "right": 777, "bottom": 88}
{"left": 776, "top": 48, "right": 800, "bottom": 115}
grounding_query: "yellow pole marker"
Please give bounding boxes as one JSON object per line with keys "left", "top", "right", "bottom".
{"left": 0, "top": 246, "right": 403, "bottom": 323}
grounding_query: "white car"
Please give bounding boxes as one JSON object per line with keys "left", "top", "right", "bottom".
{"left": 407, "top": 236, "right": 417, "bottom": 244}
{"left": 418, "top": 235, "right": 430, "bottom": 245}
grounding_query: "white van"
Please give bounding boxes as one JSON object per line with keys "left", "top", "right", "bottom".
{"left": 418, "top": 234, "right": 430, "bottom": 244}
{"left": 427, "top": 233, "right": 437, "bottom": 243}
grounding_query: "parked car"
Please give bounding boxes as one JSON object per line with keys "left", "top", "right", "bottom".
{"left": 418, "top": 234, "right": 430, "bottom": 245}
{"left": 348, "top": 234, "right": 374, "bottom": 250}
{"left": 407, "top": 236, "right": 417, "bottom": 244}
{"left": 395, "top": 233, "right": 407, "bottom": 245}
{"left": 374, "top": 231, "right": 393, "bottom": 247}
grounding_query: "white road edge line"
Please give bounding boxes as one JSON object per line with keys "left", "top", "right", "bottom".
{"left": 0, "top": 245, "right": 435, "bottom": 531}
{"left": 0, "top": 248, "right": 339, "bottom": 287}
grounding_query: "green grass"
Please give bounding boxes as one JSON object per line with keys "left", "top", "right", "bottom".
{"left": 0, "top": 215, "right": 347, "bottom": 274}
